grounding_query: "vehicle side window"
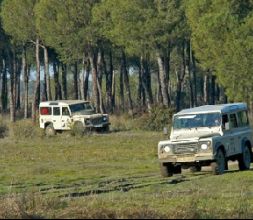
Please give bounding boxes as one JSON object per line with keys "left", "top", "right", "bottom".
{"left": 62, "top": 107, "right": 70, "bottom": 116}
{"left": 53, "top": 107, "right": 61, "bottom": 116}
{"left": 222, "top": 115, "right": 229, "bottom": 130}
{"left": 229, "top": 114, "right": 238, "bottom": 129}
{"left": 237, "top": 111, "right": 249, "bottom": 127}
{"left": 40, "top": 107, "right": 52, "bottom": 115}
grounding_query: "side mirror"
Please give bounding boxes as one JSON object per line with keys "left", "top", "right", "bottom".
{"left": 225, "top": 122, "right": 230, "bottom": 131}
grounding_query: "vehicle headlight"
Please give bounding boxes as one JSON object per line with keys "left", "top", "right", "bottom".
{"left": 164, "top": 146, "right": 171, "bottom": 153}
{"left": 85, "top": 119, "right": 91, "bottom": 125}
{"left": 103, "top": 116, "right": 108, "bottom": 122}
{"left": 199, "top": 141, "right": 211, "bottom": 151}
{"left": 201, "top": 144, "right": 208, "bottom": 150}
{"left": 161, "top": 145, "right": 173, "bottom": 153}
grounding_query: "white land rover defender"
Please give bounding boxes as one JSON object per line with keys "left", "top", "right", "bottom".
{"left": 39, "top": 100, "right": 110, "bottom": 136}
{"left": 158, "top": 103, "right": 253, "bottom": 177}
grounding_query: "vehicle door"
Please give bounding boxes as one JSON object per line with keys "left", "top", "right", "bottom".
{"left": 228, "top": 113, "right": 239, "bottom": 156}
{"left": 61, "top": 107, "right": 71, "bottom": 130}
{"left": 52, "top": 106, "right": 61, "bottom": 130}
{"left": 222, "top": 114, "right": 237, "bottom": 156}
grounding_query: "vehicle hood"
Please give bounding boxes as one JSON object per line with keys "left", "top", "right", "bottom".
{"left": 170, "top": 128, "right": 221, "bottom": 141}
{"left": 72, "top": 113, "right": 106, "bottom": 119}
{"left": 72, "top": 110, "right": 96, "bottom": 115}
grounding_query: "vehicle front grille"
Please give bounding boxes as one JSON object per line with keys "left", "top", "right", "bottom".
{"left": 174, "top": 143, "right": 198, "bottom": 155}
{"left": 91, "top": 117, "right": 103, "bottom": 125}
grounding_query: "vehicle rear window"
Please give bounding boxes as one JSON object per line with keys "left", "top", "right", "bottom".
{"left": 40, "top": 107, "right": 52, "bottom": 115}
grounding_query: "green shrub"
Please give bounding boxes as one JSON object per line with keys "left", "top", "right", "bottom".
{"left": 138, "top": 106, "right": 175, "bottom": 131}
{"left": 10, "top": 120, "right": 45, "bottom": 139}
{"left": 110, "top": 106, "right": 175, "bottom": 132}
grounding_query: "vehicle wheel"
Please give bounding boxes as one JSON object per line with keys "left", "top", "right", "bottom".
{"left": 211, "top": 149, "right": 226, "bottom": 175}
{"left": 238, "top": 146, "right": 251, "bottom": 171}
{"left": 73, "top": 122, "right": 85, "bottom": 136}
{"left": 174, "top": 165, "right": 182, "bottom": 174}
{"left": 45, "top": 124, "right": 56, "bottom": 137}
{"left": 160, "top": 163, "right": 174, "bottom": 178}
{"left": 190, "top": 165, "right": 202, "bottom": 173}
{"left": 104, "top": 125, "right": 110, "bottom": 133}
{"left": 97, "top": 126, "right": 110, "bottom": 133}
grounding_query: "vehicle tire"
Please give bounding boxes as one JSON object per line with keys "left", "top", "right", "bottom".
{"left": 211, "top": 149, "right": 226, "bottom": 175}
{"left": 73, "top": 122, "right": 85, "bottom": 136}
{"left": 45, "top": 124, "right": 56, "bottom": 137}
{"left": 174, "top": 165, "right": 182, "bottom": 174}
{"left": 238, "top": 146, "right": 251, "bottom": 171}
{"left": 97, "top": 126, "right": 110, "bottom": 133}
{"left": 103, "top": 125, "right": 110, "bottom": 133}
{"left": 190, "top": 165, "right": 202, "bottom": 173}
{"left": 160, "top": 163, "right": 174, "bottom": 178}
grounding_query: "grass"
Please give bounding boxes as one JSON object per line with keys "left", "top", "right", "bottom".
{"left": 1, "top": 126, "right": 253, "bottom": 218}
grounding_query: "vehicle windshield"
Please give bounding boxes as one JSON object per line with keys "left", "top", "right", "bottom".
{"left": 69, "top": 103, "right": 93, "bottom": 113}
{"left": 173, "top": 113, "right": 221, "bottom": 130}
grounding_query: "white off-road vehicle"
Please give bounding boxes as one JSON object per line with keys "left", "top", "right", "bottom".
{"left": 39, "top": 100, "right": 110, "bottom": 136}
{"left": 158, "top": 103, "right": 253, "bottom": 177}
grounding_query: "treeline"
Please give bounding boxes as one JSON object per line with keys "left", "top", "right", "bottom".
{"left": 0, "top": 0, "right": 252, "bottom": 122}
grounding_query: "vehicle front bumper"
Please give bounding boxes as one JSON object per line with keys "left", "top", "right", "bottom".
{"left": 159, "top": 153, "right": 214, "bottom": 163}
{"left": 86, "top": 122, "right": 110, "bottom": 128}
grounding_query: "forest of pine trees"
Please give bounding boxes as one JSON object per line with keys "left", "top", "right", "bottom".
{"left": 0, "top": 0, "right": 252, "bottom": 122}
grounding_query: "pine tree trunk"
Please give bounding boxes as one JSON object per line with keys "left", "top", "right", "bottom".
{"left": 1, "top": 59, "right": 8, "bottom": 113}
{"left": 211, "top": 75, "right": 216, "bottom": 105}
{"left": 156, "top": 52, "right": 170, "bottom": 107}
{"left": 156, "top": 70, "right": 163, "bottom": 104}
{"left": 79, "top": 78, "right": 82, "bottom": 100}
{"left": 188, "top": 69, "right": 194, "bottom": 108}
{"left": 73, "top": 63, "right": 79, "bottom": 100}
{"left": 176, "top": 43, "right": 187, "bottom": 112}
{"left": 89, "top": 50, "right": 99, "bottom": 112}
{"left": 216, "top": 84, "right": 220, "bottom": 103}
{"left": 84, "top": 62, "right": 90, "bottom": 101}
{"left": 120, "top": 59, "right": 125, "bottom": 112}
{"left": 24, "top": 65, "right": 30, "bottom": 119}
{"left": 44, "top": 47, "right": 51, "bottom": 101}
{"left": 204, "top": 74, "right": 209, "bottom": 105}
{"left": 192, "top": 54, "right": 197, "bottom": 106}
{"left": 32, "top": 38, "right": 41, "bottom": 123}
{"left": 176, "top": 79, "right": 182, "bottom": 112}
{"left": 112, "top": 69, "right": 116, "bottom": 112}
{"left": 138, "top": 64, "right": 144, "bottom": 109}
{"left": 121, "top": 51, "right": 133, "bottom": 116}
{"left": 9, "top": 50, "right": 17, "bottom": 122}
{"left": 53, "top": 61, "right": 62, "bottom": 100}
{"left": 144, "top": 59, "right": 153, "bottom": 106}
{"left": 105, "top": 50, "right": 113, "bottom": 113}
{"left": 42, "top": 58, "right": 47, "bottom": 102}
{"left": 61, "top": 64, "right": 67, "bottom": 100}
{"left": 80, "top": 57, "right": 85, "bottom": 100}
{"left": 16, "top": 68, "right": 21, "bottom": 110}
{"left": 140, "top": 56, "right": 153, "bottom": 111}
{"left": 97, "top": 50, "right": 105, "bottom": 113}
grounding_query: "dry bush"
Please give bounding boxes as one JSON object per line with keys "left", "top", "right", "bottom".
{"left": 9, "top": 120, "right": 45, "bottom": 139}
{"left": 0, "top": 117, "right": 8, "bottom": 138}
